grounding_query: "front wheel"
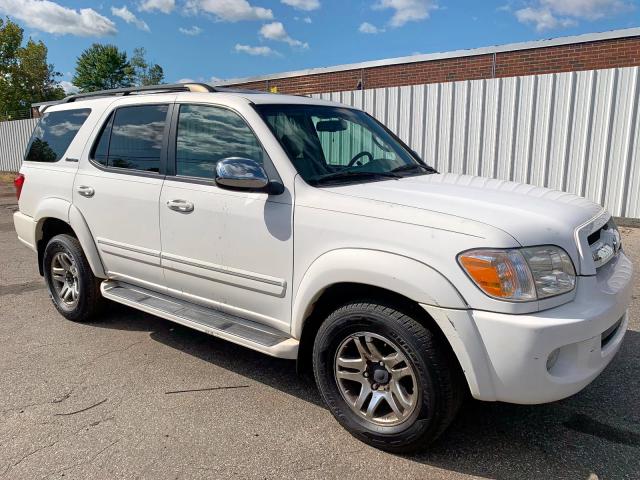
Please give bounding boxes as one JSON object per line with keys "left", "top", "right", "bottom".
{"left": 43, "top": 234, "right": 105, "bottom": 322}
{"left": 312, "top": 300, "right": 464, "bottom": 453}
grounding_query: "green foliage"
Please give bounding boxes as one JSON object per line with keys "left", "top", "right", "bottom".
{"left": 72, "top": 45, "right": 165, "bottom": 92}
{"left": 129, "top": 47, "right": 165, "bottom": 86}
{"left": 72, "top": 44, "right": 132, "bottom": 92}
{"left": 0, "top": 17, "right": 64, "bottom": 120}
{"left": 27, "top": 138, "right": 57, "bottom": 163}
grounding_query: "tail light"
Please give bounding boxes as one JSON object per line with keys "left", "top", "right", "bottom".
{"left": 14, "top": 173, "right": 25, "bottom": 200}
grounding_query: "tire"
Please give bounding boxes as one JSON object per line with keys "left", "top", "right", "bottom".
{"left": 43, "top": 234, "right": 105, "bottom": 322}
{"left": 312, "top": 299, "right": 464, "bottom": 453}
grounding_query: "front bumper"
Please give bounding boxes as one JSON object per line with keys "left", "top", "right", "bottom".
{"left": 424, "top": 250, "right": 633, "bottom": 404}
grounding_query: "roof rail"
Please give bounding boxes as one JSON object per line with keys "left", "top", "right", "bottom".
{"left": 63, "top": 82, "right": 217, "bottom": 103}
{"left": 32, "top": 83, "right": 275, "bottom": 114}
{"left": 32, "top": 83, "right": 218, "bottom": 112}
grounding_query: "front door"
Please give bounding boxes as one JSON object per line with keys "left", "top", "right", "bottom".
{"left": 74, "top": 101, "right": 172, "bottom": 291}
{"left": 159, "top": 103, "right": 293, "bottom": 332}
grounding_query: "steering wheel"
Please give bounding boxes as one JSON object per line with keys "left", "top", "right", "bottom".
{"left": 348, "top": 151, "right": 374, "bottom": 167}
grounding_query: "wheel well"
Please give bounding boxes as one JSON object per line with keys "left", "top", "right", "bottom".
{"left": 36, "top": 218, "right": 76, "bottom": 276}
{"left": 296, "top": 283, "right": 461, "bottom": 377}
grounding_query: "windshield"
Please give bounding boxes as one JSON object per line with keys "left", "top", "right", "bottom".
{"left": 255, "top": 104, "right": 435, "bottom": 186}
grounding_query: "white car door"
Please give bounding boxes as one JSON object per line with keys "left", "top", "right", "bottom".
{"left": 159, "top": 102, "right": 293, "bottom": 333}
{"left": 74, "top": 98, "right": 174, "bottom": 291}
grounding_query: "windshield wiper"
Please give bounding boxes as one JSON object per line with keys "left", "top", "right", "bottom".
{"left": 390, "top": 163, "right": 437, "bottom": 174}
{"left": 310, "top": 170, "right": 401, "bottom": 185}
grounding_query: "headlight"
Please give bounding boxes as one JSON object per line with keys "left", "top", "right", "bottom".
{"left": 520, "top": 246, "right": 576, "bottom": 298}
{"left": 458, "top": 246, "right": 576, "bottom": 302}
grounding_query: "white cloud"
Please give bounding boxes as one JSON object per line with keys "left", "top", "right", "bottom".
{"left": 0, "top": 0, "right": 117, "bottom": 37}
{"left": 514, "top": 0, "right": 632, "bottom": 31}
{"left": 177, "top": 78, "right": 196, "bottom": 83}
{"left": 281, "top": 0, "right": 320, "bottom": 11}
{"left": 515, "top": 7, "right": 576, "bottom": 31}
{"left": 186, "top": 0, "right": 273, "bottom": 21}
{"left": 139, "top": 0, "right": 175, "bottom": 14}
{"left": 540, "top": 0, "right": 631, "bottom": 20}
{"left": 359, "top": 22, "right": 384, "bottom": 34}
{"left": 259, "top": 21, "right": 309, "bottom": 48}
{"left": 59, "top": 81, "right": 79, "bottom": 94}
{"left": 235, "top": 43, "right": 279, "bottom": 56}
{"left": 112, "top": 6, "right": 150, "bottom": 32}
{"left": 373, "top": 0, "right": 438, "bottom": 27}
{"left": 294, "top": 15, "right": 313, "bottom": 23}
{"left": 179, "top": 25, "right": 203, "bottom": 35}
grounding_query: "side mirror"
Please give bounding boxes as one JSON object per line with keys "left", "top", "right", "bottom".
{"left": 215, "top": 157, "right": 275, "bottom": 192}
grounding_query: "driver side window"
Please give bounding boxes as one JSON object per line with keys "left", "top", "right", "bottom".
{"left": 176, "top": 104, "right": 265, "bottom": 179}
{"left": 312, "top": 116, "right": 396, "bottom": 166}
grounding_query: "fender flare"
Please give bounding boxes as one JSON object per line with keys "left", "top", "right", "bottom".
{"left": 34, "top": 198, "right": 106, "bottom": 278}
{"left": 33, "top": 197, "right": 71, "bottom": 231}
{"left": 291, "top": 248, "right": 467, "bottom": 338}
{"left": 68, "top": 205, "right": 106, "bottom": 278}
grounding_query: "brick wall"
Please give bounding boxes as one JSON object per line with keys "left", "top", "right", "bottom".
{"left": 227, "top": 36, "right": 640, "bottom": 95}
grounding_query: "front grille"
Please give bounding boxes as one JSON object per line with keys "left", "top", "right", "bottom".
{"left": 587, "top": 226, "right": 605, "bottom": 246}
{"left": 589, "top": 219, "right": 622, "bottom": 269}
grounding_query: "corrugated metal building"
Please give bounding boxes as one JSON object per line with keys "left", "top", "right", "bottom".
{"left": 306, "top": 66, "right": 640, "bottom": 218}
{"left": 0, "top": 118, "right": 38, "bottom": 173}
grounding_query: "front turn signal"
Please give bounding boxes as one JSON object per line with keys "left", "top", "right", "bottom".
{"left": 458, "top": 249, "right": 537, "bottom": 301}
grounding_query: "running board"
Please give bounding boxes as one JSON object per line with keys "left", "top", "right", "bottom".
{"left": 100, "top": 280, "right": 298, "bottom": 359}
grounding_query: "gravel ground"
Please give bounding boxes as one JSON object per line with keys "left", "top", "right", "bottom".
{"left": 0, "top": 181, "right": 638, "bottom": 480}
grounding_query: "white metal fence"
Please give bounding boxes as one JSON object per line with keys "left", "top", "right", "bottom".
{"left": 0, "top": 118, "right": 38, "bottom": 173}
{"left": 313, "top": 66, "right": 640, "bottom": 218}
{"left": 1, "top": 67, "right": 639, "bottom": 217}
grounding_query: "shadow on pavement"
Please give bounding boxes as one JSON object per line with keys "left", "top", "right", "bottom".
{"left": 93, "top": 305, "right": 640, "bottom": 479}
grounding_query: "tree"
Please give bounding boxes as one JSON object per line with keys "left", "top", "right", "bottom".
{"left": 0, "top": 17, "right": 64, "bottom": 120}
{"left": 72, "top": 44, "right": 131, "bottom": 92}
{"left": 129, "top": 47, "right": 164, "bottom": 86}
{"left": 27, "top": 138, "right": 56, "bottom": 163}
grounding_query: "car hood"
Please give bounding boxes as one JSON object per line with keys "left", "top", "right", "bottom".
{"left": 325, "top": 173, "right": 605, "bottom": 252}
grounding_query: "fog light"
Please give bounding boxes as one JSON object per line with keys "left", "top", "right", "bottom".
{"left": 546, "top": 348, "right": 560, "bottom": 371}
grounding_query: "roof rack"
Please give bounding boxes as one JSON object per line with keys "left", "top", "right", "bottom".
{"left": 63, "top": 82, "right": 217, "bottom": 103}
{"left": 32, "top": 83, "right": 218, "bottom": 113}
{"left": 32, "top": 82, "right": 275, "bottom": 113}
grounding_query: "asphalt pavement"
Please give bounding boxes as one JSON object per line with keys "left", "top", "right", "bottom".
{"left": 0, "top": 181, "right": 639, "bottom": 480}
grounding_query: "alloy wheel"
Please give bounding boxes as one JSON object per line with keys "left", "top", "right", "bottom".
{"left": 50, "top": 252, "right": 80, "bottom": 307}
{"left": 334, "top": 332, "right": 418, "bottom": 427}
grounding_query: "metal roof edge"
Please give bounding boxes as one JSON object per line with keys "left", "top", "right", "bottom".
{"left": 213, "top": 27, "right": 640, "bottom": 86}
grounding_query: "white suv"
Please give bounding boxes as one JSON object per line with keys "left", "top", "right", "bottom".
{"left": 13, "top": 83, "right": 633, "bottom": 452}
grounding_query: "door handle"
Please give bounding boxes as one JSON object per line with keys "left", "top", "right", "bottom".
{"left": 77, "top": 185, "right": 95, "bottom": 197}
{"left": 167, "top": 199, "right": 194, "bottom": 213}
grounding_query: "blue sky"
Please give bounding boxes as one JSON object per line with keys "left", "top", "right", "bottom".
{"left": 1, "top": 0, "right": 638, "bottom": 92}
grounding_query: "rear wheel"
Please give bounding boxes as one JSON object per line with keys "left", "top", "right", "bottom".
{"left": 313, "top": 300, "right": 464, "bottom": 453}
{"left": 43, "top": 234, "right": 104, "bottom": 322}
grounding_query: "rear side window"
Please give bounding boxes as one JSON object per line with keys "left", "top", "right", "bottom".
{"left": 25, "top": 109, "right": 90, "bottom": 162}
{"left": 91, "top": 104, "right": 168, "bottom": 173}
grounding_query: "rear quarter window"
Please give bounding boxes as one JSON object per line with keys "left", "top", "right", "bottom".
{"left": 25, "top": 108, "right": 91, "bottom": 163}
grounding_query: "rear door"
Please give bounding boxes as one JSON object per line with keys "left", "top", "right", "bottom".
{"left": 73, "top": 97, "right": 174, "bottom": 291}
